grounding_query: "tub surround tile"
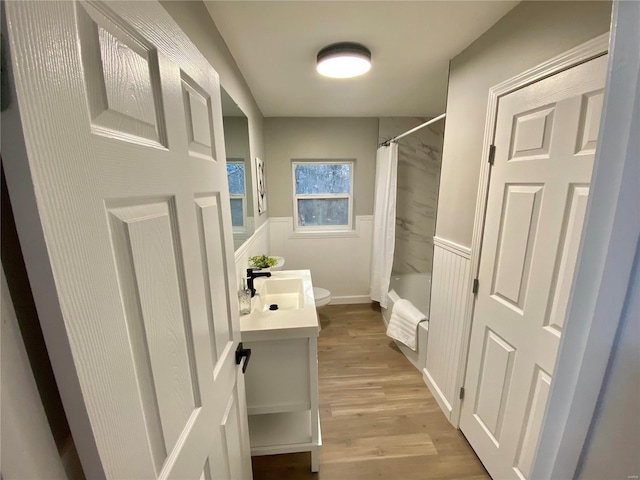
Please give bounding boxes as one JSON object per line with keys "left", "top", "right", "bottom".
{"left": 379, "top": 117, "right": 443, "bottom": 275}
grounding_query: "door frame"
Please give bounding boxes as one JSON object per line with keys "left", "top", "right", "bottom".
{"left": 451, "top": 32, "right": 610, "bottom": 428}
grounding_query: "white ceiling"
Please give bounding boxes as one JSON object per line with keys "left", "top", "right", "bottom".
{"left": 205, "top": 1, "right": 518, "bottom": 117}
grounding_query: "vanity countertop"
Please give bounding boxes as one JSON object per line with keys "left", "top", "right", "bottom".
{"left": 240, "top": 269, "right": 320, "bottom": 342}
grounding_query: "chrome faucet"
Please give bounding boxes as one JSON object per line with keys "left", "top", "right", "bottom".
{"left": 247, "top": 268, "right": 271, "bottom": 297}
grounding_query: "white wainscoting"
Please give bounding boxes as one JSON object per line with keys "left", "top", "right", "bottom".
{"left": 269, "top": 216, "right": 373, "bottom": 304}
{"left": 234, "top": 220, "right": 271, "bottom": 288}
{"left": 424, "top": 236, "right": 472, "bottom": 422}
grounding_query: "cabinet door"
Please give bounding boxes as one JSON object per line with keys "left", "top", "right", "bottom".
{"left": 245, "top": 339, "right": 311, "bottom": 413}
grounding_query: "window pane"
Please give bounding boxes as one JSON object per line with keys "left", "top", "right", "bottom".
{"left": 230, "top": 198, "right": 244, "bottom": 227}
{"left": 297, "top": 198, "right": 349, "bottom": 226}
{"left": 227, "top": 163, "right": 245, "bottom": 195}
{"left": 295, "top": 163, "right": 351, "bottom": 194}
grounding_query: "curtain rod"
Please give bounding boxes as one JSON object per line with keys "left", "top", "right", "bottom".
{"left": 379, "top": 113, "right": 446, "bottom": 147}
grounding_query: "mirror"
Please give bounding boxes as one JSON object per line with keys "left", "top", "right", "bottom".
{"left": 221, "top": 87, "right": 254, "bottom": 251}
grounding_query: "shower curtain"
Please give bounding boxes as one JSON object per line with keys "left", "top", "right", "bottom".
{"left": 370, "top": 142, "right": 398, "bottom": 308}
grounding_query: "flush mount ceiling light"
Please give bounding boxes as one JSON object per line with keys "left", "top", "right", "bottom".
{"left": 316, "top": 42, "right": 371, "bottom": 79}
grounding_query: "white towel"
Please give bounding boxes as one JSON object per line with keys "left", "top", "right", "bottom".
{"left": 386, "top": 299, "right": 426, "bottom": 351}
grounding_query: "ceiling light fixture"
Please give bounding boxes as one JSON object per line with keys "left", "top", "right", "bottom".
{"left": 316, "top": 42, "right": 371, "bottom": 79}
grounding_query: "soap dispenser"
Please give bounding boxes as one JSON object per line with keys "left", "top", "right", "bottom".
{"left": 238, "top": 278, "right": 251, "bottom": 315}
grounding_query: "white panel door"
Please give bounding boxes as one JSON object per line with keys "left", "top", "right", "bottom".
{"left": 459, "top": 54, "right": 607, "bottom": 480}
{"left": 3, "top": 1, "right": 252, "bottom": 479}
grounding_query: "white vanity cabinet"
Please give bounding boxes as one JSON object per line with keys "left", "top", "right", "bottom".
{"left": 240, "top": 270, "right": 321, "bottom": 472}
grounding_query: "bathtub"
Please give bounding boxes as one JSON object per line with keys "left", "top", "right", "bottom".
{"left": 382, "top": 273, "right": 431, "bottom": 371}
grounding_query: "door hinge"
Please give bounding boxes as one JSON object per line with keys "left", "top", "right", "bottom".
{"left": 472, "top": 278, "right": 479, "bottom": 295}
{"left": 459, "top": 387, "right": 465, "bottom": 400}
{"left": 488, "top": 144, "right": 496, "bottom": 165}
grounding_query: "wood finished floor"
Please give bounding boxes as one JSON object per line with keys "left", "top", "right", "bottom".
{"left": 251, "top": 303, "right": 489, "bottom": 480}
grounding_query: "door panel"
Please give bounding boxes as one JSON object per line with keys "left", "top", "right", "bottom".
{"left": 509, "top": 106, "right": 555, "bottom": 160}
{"left": 195, "top": 194, "right": 235, "bottom": 365}
{"left": 460, "top": 54, "right": 608, "bottom": 479}
{"left": 575, "top": 90, "right": 604, "bottom": 154}
{"left": 513, "top": 367, "right": 551, "bottom": 479}
{"left": 221, "top": 390, "right": 246, "bottom": 480}
{"left": 473, "top": 329, "right": 516, "bottom": 445}
{"left": 544, "top": 185, "right": 590, "bottom": 334}
{"left": 492, "top": 184, "right": 543, "bottom": 311}
{"left": 108, "top": 199, "right": 201, "bottom": 464}
{"left": 3, "top": 1, "right": 251, "bottom": 478}
{"left": 77, "top": 2, "right": 168, "bottom": 147}
{"left": 182, "top": 73, "right": 217, "bottom": 159}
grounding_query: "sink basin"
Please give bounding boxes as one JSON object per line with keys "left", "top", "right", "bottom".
{"left": 254, "top": 277, "right": 305, "bottom": 312}
{"left": 241, "top": 269, "right": 320, "bottom": 342}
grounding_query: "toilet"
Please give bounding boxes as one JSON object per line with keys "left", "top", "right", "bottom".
{"left": 313, "top": 287, "right": 332, "bottom": 308}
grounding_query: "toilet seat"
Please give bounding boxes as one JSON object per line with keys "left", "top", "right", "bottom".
{"left": 313, "top": 287, "right": 332, "bottom": 307}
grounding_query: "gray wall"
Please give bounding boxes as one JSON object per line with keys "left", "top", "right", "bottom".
{"left": 577, "top": 241, "right": 640, "bottom": 479}
{"left": 264, "top": 118, "right": 379, "bottom": 217}
{"left": 223, "top": 116, "right": 251, "bottom": 161}
{"left": 161, "top": 0, "right": 268, "bottom": 228}
{"left": 1, "top": 269, "right": 70, "bottom": 479}
{"left": 436, "top": 1, "right": 612, "bottom": 247}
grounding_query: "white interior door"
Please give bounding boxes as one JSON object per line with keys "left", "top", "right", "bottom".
{"left": 459, "top": 54, "right": 607, "bottom": 479}
{"left": 2, "top": 2, "right": 252, "bottom": 479}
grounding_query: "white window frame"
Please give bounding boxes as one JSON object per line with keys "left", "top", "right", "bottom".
{"left": 227, "top": 159, "right": 247, "bottom": 233}
{"left": 292, "top": 160, "right": 355, "bottom": 232}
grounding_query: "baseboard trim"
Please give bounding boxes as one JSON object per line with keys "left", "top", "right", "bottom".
{"left": 330, "top": 295, "right": 372, "bottom": 305}
{"left": 423, "top": 367, "right": 453, "bottom": 420}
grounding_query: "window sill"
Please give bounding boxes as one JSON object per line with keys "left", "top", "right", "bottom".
{"left": 290, "top": 228, "right": 359, "bottom": 239}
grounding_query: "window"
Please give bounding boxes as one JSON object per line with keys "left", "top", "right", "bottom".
{"left": 292, "top": 161, "right": 354, "bottom": 231}
{"left": 227, "top": 161, "right": 246, "bottom": 230}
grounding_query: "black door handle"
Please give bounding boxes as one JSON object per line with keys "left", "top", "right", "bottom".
{"left": 235, "top": 342, "right": 252, "bottom": 374}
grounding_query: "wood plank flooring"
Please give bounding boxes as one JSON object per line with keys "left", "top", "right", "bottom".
{"left": 251, "top": 303, "right": 489, "bottom": 480}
